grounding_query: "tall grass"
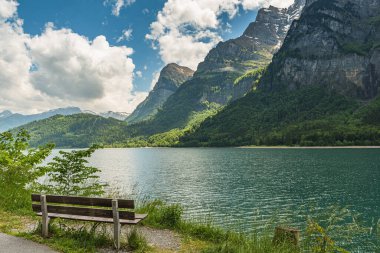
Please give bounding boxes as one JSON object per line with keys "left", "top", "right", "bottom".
{"left": 138, "top": 200, "right": 377, "bottom": 253}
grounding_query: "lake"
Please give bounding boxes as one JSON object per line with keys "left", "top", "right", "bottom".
{"left": 49, "top": 147, "right": 380, "bottom": 249}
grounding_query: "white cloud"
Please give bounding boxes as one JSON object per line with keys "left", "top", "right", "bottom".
{"left": 0, "top": 1, "right": 147, "bottom": 114}
{"left": 146, "top": 0, "right": 295, "bottom": 70}
{"left": 117, "top": 27, "right": 133, "bottom": 42}
{"left": 106, "top": 0, "right": 136, "bottom": 16}
{"left": 0, "top": 0, "right": 17, "bottom": 20}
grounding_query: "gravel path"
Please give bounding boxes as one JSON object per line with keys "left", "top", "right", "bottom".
{"left": 0, "top": 233, "right": 57, "bottom": 253}
{"left": 124, "top": 226, "right": 181, "bottom": 250}
{"left": 98, "top": 225, "right": 182, "bottom": 252}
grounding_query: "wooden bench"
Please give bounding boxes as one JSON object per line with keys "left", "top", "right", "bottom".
{"left": 31, "top": 194, "right": 147, "bottom": 249}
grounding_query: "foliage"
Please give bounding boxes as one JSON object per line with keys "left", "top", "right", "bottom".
{"left": 23, "top": 221, "right": 112, "bottom": 253}
{"left": 181, "top": 87, "right": 380, "bottom": 147}
{"left": 40, "top": 145, "right": 107, "bottom": 196}
{"left": 15, "top": 114, "right": 129, "bottom": 148}
{"left": 304, "top": 206, "right": 370, "bottom": 253}
{"left": 234, "top": 67, "right": 266, "bottom": 89}
{"left": 0, "top": 130, "right": 53, "bottom": 211}
{"left": 139, "top": 200, "right": 373, "bottom": 252}
{"left": 127, "top": 228, "right": 149, "bottom": 252}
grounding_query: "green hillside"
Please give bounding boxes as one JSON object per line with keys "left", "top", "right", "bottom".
{"left": 180, "top": 87, "right": 380, "bottom": 146}
{"left": 14, "top": 114, "right": 129, "bottom": 148}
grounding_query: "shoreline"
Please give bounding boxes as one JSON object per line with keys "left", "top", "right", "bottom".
{"left": 238, "top": 146, "right": 380, "bottom": 149}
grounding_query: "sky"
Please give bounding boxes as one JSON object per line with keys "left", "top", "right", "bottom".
{"left": 0, "top": 0, "right": 295, "bottom": 114}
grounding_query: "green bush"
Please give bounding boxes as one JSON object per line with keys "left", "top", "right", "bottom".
{"left": 39, "top": 145, "right": 108, "bottom": 196}
{"left": 0, "top": 130, "right": 53, "bottom": 211}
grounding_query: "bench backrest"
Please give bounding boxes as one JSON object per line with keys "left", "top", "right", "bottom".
{"left": 31, "top": 194, "right": 135, "bottom": 219}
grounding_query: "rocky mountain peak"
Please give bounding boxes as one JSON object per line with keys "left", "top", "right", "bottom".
{"left": 197, "top": 0, "right": 306, "bottom": 74}
{"left": 126, "top": 63, "right": 194, "bottom": 123}
{"left": 262, "top": 0, "right": 380, "bottom": 99}
{"left": 155, "top": 63, "right": 194, "bottom": 91}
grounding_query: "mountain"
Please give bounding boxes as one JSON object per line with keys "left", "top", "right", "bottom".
{"left": 14, "top": 114, "right": 129, "bottom": 148}
{"left": 126, "top": 63, "right": 194, "bottom": 124}
{"left": 0, "top": 107, "right": 82, "bottom": 132}
{"left": 129, "top": 0, "right": 306, "bottom": 136}
{"left": 262, "top": 0, "right": 380, "bottom": 98}
{"left": 180, "top": 0, "right": 380, "bottom": 147}
{"left": 13, "top": 1, "right": 308, "bottom": 147}
{"left": 100, "top": 111, "right": 130, "bottom": 121}
{"left": 0, "top": 110, "right": 13, "bottom": 119}
{"left": 197, "top": 0, "right": 305, "bottom": 75}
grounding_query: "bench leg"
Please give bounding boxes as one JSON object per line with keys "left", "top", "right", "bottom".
{"left": 40, "top": 195, "right": 49, "bottom": 237}
{"left": 112, "top": 200, "right": 120, "bottom": 250}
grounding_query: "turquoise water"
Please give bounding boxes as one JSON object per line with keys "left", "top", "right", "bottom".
{"left": 53, "top": 147, "right": 380, "bottom": 250}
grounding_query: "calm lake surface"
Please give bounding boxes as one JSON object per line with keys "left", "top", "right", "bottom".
{"left": 50, "top": 147, "right": 380, "bottom": 247}
{"left": 87, "top": 148, "right": 379, "bottom": 228}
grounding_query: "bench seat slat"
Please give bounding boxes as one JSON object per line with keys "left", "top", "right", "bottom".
{"left": 31, "top": 194, "right": 134, "bottom": 209}
{"left": 32, "top": 204, "right": 135, "bottom": 219}
{"left": 35, "top": 212, "right": 146, "bottom": 225}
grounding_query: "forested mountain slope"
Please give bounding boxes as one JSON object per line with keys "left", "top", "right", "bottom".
{"left": 180, "top": 0, "right": 380, "bottom": 146}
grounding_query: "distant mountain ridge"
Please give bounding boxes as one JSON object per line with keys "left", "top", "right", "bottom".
{"left": 126, "top": 63, "right": 194, "bottom": 124}
{"left": 0, "top": 107, "right": 82, "bottom": 132}
{"left": 0, "top": 107, "right": 130, "bottom": 132}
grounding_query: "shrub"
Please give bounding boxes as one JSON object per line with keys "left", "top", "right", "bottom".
{"left": 0, "top": 130, "right": 53, "bottom": 211}
{"left": 40, "top": 145, "right": 108, "bottom": 196}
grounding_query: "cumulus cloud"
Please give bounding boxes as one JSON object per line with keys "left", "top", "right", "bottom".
{"left": 0, "top": 0, "right": 17, "bottom": 20}
{"left": 0, "top": 1, "right": 147, "bottom": 114}
{"left": 146, "top": 0, "right": 295, "bottom": 70}
{"left": 106, "top": 0, "right": 136, "bottom": 16}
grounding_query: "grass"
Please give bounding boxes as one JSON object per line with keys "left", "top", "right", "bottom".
{"left": 20, "top": 221, "right": 114, "bottom": 253}
{"left": 127, "top": 228, "right": 150, "bottom": 252}
{"left": 137, "top": 200, "right": 300, "bottom": 252}
{"left": 1, "top": 199, "right": 378, "bottom": 252}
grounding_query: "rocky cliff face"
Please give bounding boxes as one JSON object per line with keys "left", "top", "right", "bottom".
{"left": 127, "top": 63, "right": 194, "bottom": 123}
{"left": 193, "top": 0, "right": 306, "bottom": 106}
{"left": 262, "top": 0, "right": 380, "bottom": 99}
{"left": 197, "top": 0, "right": 306, "bottom": 75}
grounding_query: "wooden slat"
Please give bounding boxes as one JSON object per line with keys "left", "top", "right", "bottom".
{"left": 32, "top": 204, "right": 135, "bottom": 219}
{"left": 31, "top": 194, "right": 134, "bottom": 209}
{"left": 135, "top": 213, "right": 148, "bottom": 220}
{"left": 35, "top": 212, "right": 144, "bottom": 225}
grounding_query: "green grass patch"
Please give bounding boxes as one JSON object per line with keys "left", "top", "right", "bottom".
{"left": 127, "top": 228, "right": 150, "bottom": 252}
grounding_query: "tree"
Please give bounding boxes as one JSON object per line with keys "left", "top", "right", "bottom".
{"left": 42, "top": 145, "right": 107, "bottom": 196}
{"left": 0, "top": 130, "right": 53, "bottom": 210}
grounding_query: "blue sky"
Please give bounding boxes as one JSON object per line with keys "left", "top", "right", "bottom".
{"left": 0, "top": 0, "right": 294, "bottom": 114}
{"left": 17, "top": 0, "right": 259, "bottom": 92}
